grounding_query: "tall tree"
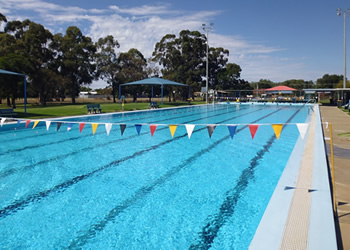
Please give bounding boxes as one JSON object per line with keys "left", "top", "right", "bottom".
{"left": 52, "top": 26, "right": 96, "bottom": 104}
{"left": 152, "top": 30, "right": 206, "bottom": 100}
{"left": 316, "top": 74, "right": 342, "bottom": 89}
{"left": 116, "top": 48, "right": 148, "bottom": 101}
{"left": 95, "top": 35, "right": 120, "bottom": 103}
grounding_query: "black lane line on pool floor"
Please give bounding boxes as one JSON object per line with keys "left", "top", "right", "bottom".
{"left": 66, "top": 108, "right": 286, "bottom": 249}
{"left": 0, "top": 106, "right": 255, "bottom": 179}
{"left": 0, "top": 105, "right": 232, "bottom": 154}
{"left": 0, "top": 106, "right": 268, "bottom": 219}
{"left": 189, "top": 106, "right": 303, "bottom": 249}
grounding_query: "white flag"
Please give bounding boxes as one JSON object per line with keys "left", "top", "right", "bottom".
{"left": 185, "top": 124, "right": 195, "bottom": 139}
{"left": 296, "top": 123, "right": 309, "bottom": 139}
{"left": 0, "top": 118, "right": 6, "bottom": 127}
{"left": 45, "top": 121, "right": 51, "bottom": 131}
{"left": 105, "top": 123, "right": 112, "bottom": 136}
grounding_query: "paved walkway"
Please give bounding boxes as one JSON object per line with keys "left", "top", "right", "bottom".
{"left": 320, "top": 106, "right": 350, "bottom": 250}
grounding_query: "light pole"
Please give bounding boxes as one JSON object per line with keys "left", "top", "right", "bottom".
{"left": 202, "top": 23, "right": 213, "bottom": 104}
{"left": 337, "top": 8, "right": 350, "bottom": 103}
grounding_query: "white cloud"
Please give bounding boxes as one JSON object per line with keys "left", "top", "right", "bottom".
{"left": 1, "top": 0, "right": 317, "bottom": 85}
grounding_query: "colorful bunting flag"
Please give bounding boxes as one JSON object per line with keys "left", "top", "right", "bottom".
{"left": 92, "top": 123, "right": 98, "bottom": 135}
{"left": 120, "top": 124, "right": 126, "bottom": 136}
{"left": 227, "top": 125, "right": 237, "bottom": 139}
{"left": 67, "top": 123, "right": 74, "bottom": 131}
{"left": 0, "top": 118, "right": 6, "bottom": 127}
{"left": 45, "top": 121, "right": 51, "bottom": 131}
{"left": 272, "top": 124, "right": 283, "bottom": 140}
{"left": 185, "top": 124, "right": 195, "bottom": 139}
{"left": 150, "top": 125, "right": 157, "bottom": 136}
{"left": 207, "top": 125, "right": 216, "bottom": 138}
{"left": 135, "top": 124, "right": 142, "bottom": 135}
{"left": 169, "top": 125, "right": 177, "bottom": 138}
{"left": 32, "top": 120, "right": 40, "bottom": 129}
{"left": 17, "top": 119, "right": 21, "bottom": 127}
{"left": 248, "top": 124, "right": 259, "bottom": 139}
{"left": 25, "top": 120, "right": 31, "bottom": 128}
{"left": 79, "top": 123, "right": 85, "bottom": 133}
{"left": 56, "top": 122, "right": 62, "bottom": 131}
{"left": 105, "top": 123, "right": 112, "bottom": 136}
{"left": 296, "top": 123, "right": 309, "bottom": 139}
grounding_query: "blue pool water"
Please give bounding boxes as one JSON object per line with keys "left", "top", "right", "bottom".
{"left": 0, "top": 104, "right": 311, "bottom": 249}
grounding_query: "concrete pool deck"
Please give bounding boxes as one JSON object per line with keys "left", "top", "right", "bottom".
{"left": 250, "top": 105, "right": 338, "bottom": 249}
{"left": 320, "top": 106, "right": 350, "bottom": 250}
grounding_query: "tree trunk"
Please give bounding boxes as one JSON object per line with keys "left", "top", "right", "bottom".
{"left": 11, "top": 97, "right": 16, "bottom": 109}
{"left": 7, "top": 97, "right": 11, "bottom": 107}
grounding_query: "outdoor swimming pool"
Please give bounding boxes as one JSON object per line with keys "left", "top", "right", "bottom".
{"left": 0, "top": 104, "right": 311, "bottom": 249}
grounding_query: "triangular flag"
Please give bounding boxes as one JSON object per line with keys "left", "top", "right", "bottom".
{"left": 56, "top": 122, "right": 62, "bottom": 131}
{"left": 248, "top": 124, "right": 259, "bottom": 139}
{"left": 46, "top": 121, "right": 51, "bottom": 131}
{"left": 169, "top": 125, "right": 177, "bottom": 138}
{"left": 105, "top": 123, "right": 112, "bottom": 136}
{"left": 79, "top": 123, "right": 85, "bottom": 133}
{"left": 227, "top": 125, "right": 237, "bottom": 139}
{"left": 67, "top": 123, "right": 74, "bottom": 131}
{"left": 120, "top": 124, "right": 126, "bottom": 136}
{"left": 17, "top": 119, "right": 21, "bottom": 127}
{"left": 150, "top": 125, "right": 157, "bottom": 136}
{"left": 135, "top": 124, "right": 142, "bottom": 135}
{"left": 25, "top": 120, "right": 31, "bottom": 128}
{"left": 32, "top": 120, "right": 40, "bottom": 129}
{"left": 0, "top": 118, "right": 6, "bottom": 127}
{"left": 185, "top": 124, "right": 195, "bottom": 139}
{"left": 296, "top": 123, "right": 309, "bottom": 139}
{"left": 207, "top": 125, "right": 216, "bottom": 138}
{"left": 272, "top": 124, "right": 283, "bottom": 140}
{"left": 92, "top": 123, "right": 98, "bottom": 135}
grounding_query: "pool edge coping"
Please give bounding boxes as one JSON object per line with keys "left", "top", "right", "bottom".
{"left": 249, "top": 104, "right": 337, "bottom": 249}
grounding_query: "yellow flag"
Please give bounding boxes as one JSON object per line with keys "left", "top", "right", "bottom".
{"left": 272, "top": 124, "right": 283, "bottom": 140}
{"left": 92, "top": 123, "right": 98, "bottom": 135}
{"left": 32, "top": 120, "right": 40, "bottom": 129}
{"left": 169, "top": 125, "right": 177, "bottom": 138}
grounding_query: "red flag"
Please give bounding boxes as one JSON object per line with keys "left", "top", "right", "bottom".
{"left": 248, "top": 124, "right": 259, "bottom": 139}
{"left": 79, "top": 123, "right": 85, "bottom": 133}
{"left": 150, "top": 125, "right": 157, "bottom": 136}
{"left": 25, "top": 120, "right": 31, "bottom": 128}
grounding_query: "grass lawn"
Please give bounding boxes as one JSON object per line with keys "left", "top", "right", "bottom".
{"left": 0, "top": 101, "right": 205, "bottom": 119}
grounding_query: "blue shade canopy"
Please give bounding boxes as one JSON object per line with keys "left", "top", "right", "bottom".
{"left": 119, "top": 77, "right": 188, "bottom": 87}
{"left": 119, "top": 77, "right": 190, "bottom": 105}
{"left": 0, "top": 69, "right": 25, "bottom": 76}
{"left": 0, "top": 69, "right": 27, "bottom": 113}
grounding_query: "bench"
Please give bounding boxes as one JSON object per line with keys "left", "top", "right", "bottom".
{"left": 149, "top": 102, "right": 159, "bottom": 109}
{"left": 0, "top": 108, "right": 17, "bottom": 117}
{"left": 87, "top": 104, "right": 102, "bottom": 114}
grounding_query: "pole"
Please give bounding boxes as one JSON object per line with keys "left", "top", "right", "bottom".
{"left": 206, "top": 30, "right": 209, "bottom": 104}
{"left": 344, "top": 12, "right": 347, "bottom": 90}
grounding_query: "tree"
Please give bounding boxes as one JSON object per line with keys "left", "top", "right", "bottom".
{"left": 52, "top": 26, "right": 96, "bottom": 104}
{"left": 95, "top": 35, "right": 120, "bottom": 103}
{"left": 208, "top": 47, "right": 230, "bottom": 89}
{"left": 316, "top": 74, "right": 342, "bottom": 89}
{"left": 281, "top": 79, "right": 314, "bottom": 91}
{"left": 217, "top": 63, "right": 243, "bottom": 90}
{"left": 152, "top": 30, "right": 206, "bottom": 100}
{"left": 116, "top": 48, "right": 148, "bottom": 101}
{"left": 250, "top": 79, "right": 274, "bottom": 89}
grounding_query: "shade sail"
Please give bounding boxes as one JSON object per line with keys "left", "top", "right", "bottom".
{"left": 0, "top": 69, "right": 25, "bottom": 76}
{"left": 265, "top": 86, "right": 297, "bottom": 92}
{"left": 120, "top": 77, "right": 188, "bottom": 87}
{"left": 119, "top": 77, "right": 190, "bottom": 105}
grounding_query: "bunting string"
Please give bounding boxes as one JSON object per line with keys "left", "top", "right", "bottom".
{"left": 0, "top": 117, "right": 313, "bottom": 140}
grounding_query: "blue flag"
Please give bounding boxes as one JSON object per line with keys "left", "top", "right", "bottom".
{"left": 227, "top": 125, "right": 237, "bottom": 139}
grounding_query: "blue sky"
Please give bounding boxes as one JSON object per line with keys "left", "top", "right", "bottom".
{"left": 0, "top": 0, "right": 349, "bottom": 88}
